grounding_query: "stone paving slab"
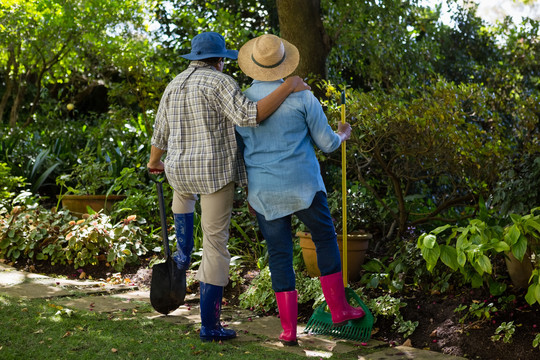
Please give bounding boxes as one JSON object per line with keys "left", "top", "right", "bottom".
{"left": 359, "top": 345, "right": 467, "bottom": 359}
{"left": 0, "top": 262, "right": 137, "bottom": 298}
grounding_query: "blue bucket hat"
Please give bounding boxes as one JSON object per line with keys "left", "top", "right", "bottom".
{"left": 181, "top": 32, "right": 238, "bottom": 61}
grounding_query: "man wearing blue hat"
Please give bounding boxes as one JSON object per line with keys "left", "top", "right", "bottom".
{"left": 147, "top": 32, "right": 310, "bottom": 342}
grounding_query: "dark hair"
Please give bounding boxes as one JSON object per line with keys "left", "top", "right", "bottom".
{"left": 201, "top": 57, "right": 222, "bottom": 65}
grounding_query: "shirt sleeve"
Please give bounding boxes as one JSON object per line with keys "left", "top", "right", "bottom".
{"left": 215, "top": 75, "right": 258, "bottom": 127}
{"left": 151, "top": 94, "right": 170, "bottom": 150}
{"left": 303, "top": 92, "right": 341, "bottom": 153}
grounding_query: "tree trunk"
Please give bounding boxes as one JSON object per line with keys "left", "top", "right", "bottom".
{"left": 0, "top": 46, "right": 17, "bottom": 125}
{"left": 9, "top": 81, "right": 25, "bottom": 128}
{"left": 276, "top": 0, "right": 331, "bottom": 97}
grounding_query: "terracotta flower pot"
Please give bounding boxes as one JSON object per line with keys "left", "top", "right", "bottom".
{"left": 297, "top": 231, "right": 372, "bottom": 282}
{"left": 57, "top": 194, "right": 126, "bottom": 218}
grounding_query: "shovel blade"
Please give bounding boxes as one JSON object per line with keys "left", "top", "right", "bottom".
{"left": 150, "top": 257, "right": 186, "bottom": 314}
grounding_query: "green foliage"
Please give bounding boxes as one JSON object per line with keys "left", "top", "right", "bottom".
{"left": 151, "top": 0, "right": 273, "bottom": 87}
{"left": 493, "top": 155, "right": 540, "bottom": 217}
{"left": 238, "top": 265, "right": 322, "bottom": 314}
{"left": 0, "top": 0, "right": 151, "bottom": 127}
{"left": 322, "top": 79, "right": 514, "bottom": 237}
{"left": 454, "top": 301, "right": 498, "bottom": 325}
{"left": 56, "top": 151, "right": 118, "bottom": 196}
{"left": 0, "top": 163, "right": 27, "bottom": 213}
{"left": 418, "top": 206, "right": 540, "bottom": 303}
{"left": 491, "top": 321, "right": 516, "bottom": 343}
{"left": 367, "top": 294, "right": 418, "bottom": 338}
{"left": 534, "top": 333, "right": 540, "bottom": 348}
{"left": 0, "top": 205, "right": 151, "bottom": 272}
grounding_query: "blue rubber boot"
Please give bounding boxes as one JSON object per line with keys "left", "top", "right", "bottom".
{"left": 199, "top": 282, "right": 236, "bottom": 342}
{"left": 172, "top": 213, "right": 194, "bottom": 271}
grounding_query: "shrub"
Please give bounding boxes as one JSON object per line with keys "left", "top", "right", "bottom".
{"left": 0, "top": 206, "right": 151, "bottom": 272}
{"left": 0, "top": 163, "right": 27, "bottom": 214}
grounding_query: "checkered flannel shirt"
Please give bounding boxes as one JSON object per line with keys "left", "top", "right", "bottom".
{"left": 151, "top": 61, "right": 258, "bottom": 194}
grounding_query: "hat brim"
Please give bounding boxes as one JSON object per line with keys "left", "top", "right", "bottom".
{"left": 181, "top": 49, "right": 238, "bottom": 61}
{"left": 238, "top": 38, "right": 299, "bottom": 81}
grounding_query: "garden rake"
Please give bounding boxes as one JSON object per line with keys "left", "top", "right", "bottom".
{"left": 303, "top": 90, "right": 374, "bottom": 342}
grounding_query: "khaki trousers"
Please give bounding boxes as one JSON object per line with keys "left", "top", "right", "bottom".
{"left": 172, "top": 182, "right": 235, "bottom": 287}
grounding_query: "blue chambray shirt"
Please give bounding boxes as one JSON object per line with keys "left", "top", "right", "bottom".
{"left": 236, "top": 80, "right": 341, "bottom": 221}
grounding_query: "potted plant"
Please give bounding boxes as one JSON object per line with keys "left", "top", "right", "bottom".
{"left": 503, "top": 208, "right": 540, "bottom": 299}
{"left": 297, "top": 187, "right": 373, "bottom": 282}
{"left": 56, "top": 152, "right": 126, "bottom": 217}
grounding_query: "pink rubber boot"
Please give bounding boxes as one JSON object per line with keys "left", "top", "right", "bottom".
{"left": 275, "top": 290, "right": 298, "bottom": 346}
{"left": 320, "top": 272, "right": 365, "bottom": 326}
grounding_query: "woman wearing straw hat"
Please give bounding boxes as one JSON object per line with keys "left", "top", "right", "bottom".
{"left": 148, "top": 31, "right": 310, "bottom": 343}
{"left": 236, "top": 34, "right": 365, "bottom": 346}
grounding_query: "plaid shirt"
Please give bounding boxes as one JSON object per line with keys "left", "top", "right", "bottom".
{"left": 151, "top": 61, "right": 258, "bottom": 194}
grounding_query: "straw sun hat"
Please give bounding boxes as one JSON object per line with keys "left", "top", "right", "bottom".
{"left": 238, "top": 34, "right": 299, "bottom": 81}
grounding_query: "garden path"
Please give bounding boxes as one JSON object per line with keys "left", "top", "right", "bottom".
{"left": 0, "top": 262, "right": 466, "bottom": 360}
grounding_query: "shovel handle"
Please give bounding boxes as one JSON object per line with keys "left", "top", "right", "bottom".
{"left": 150, "top": 170, "right": 170, "bottom": 257}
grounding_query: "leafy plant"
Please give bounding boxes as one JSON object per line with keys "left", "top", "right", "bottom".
{"left": 454, "top": 301, "right": 498, "bottom": 327}
{"left": 533, "top": 333, "right": 540, "bottom": 348}
{"left": 491, "top": 321, "right": 516, "bottom": 343}
{"left": 0, "top": 163, "right": 27, "bottom": 214}
{"left": 367, "top": 294, "right": 418, "bottom": 338}
{"left": 360, "top": 241, "right": 429, "bottom": 293}
{"left": 56, "top": 151, "right": 119, "bottom": 196}
{"left": 0, "top": 205, "right": 150, "bottom": 272}
{"left": 418, "top": 205, "right": 540, "bottom": 303}
{"left": 238, "top": 265, "right": 321, "bottom": 314}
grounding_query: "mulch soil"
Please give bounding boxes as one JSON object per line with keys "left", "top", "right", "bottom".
{"left": 8, "top": 258, "right": 540, "bottom": 360}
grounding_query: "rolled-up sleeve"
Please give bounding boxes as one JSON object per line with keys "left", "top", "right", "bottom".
{"left": 151, "top": 97, "right": 170, "bottom": 150}
{"left": 304, "top": 92, "right": 341, "bottom": 153}
{"left": 215, "top": 76, "right": 258, "bottom": 128}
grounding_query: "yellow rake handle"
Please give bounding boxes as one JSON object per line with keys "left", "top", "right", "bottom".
{"left": 341, "top": 90, "right": 347, "bottom": 287}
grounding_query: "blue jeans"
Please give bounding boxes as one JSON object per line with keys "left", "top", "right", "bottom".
{"left": 255, "top": 191, "right": 341, "bottom": 292}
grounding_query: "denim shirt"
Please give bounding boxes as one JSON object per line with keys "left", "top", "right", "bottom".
{"left": 236, "top": 80, "right": 341, "bottom": 220}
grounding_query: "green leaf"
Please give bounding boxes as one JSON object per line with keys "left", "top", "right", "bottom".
{"left": 524, "top": 218, "right": 540, "bottom": 233}
{"left": 471, "top": 273, "right": 484, "bottom": 288}
{"left": 525, "top": 284, "right": 537, "bottom": 305}
{"left": 505, "top": 224, "right": 521, "bottom": 246}
{"left": 440, "top": 245, "right": 458, "bottom": 271}
{"left": 422, "top": 244, "right": 440, "bottom": 272}
{"left": 489, "top": 280, "right": 507, "bottom": 296}
{"left": 423, "top": 234, "right": 437, "bottom": 249}
{"left": 362, "top": 259, "right": 383, "bottom": 272}
{"left": 476, "top": 255, "right": 492, "bottom": 274}
{"left": 511, "top": 234, "right": 528, "bottom": 261}
{"left": 492, "top": 241, "right": 510, "bottom": 252}
{"left": 0, "top": 238, "right": 11, "bottom": 249}
{"left": 431, "top": 224, "right": 452, "bottom": 235}
{"left": 457, "top": 251, "right": 466, "bottom": 267}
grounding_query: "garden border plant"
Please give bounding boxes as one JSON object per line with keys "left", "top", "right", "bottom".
{"left": 417, "top": 203, "right": 540, "bottom": 305}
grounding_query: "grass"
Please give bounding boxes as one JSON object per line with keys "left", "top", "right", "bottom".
{"left": 0, "top": 295, "right": 309, "bottom": 360}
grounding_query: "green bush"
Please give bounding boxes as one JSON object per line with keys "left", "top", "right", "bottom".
{"left": 0, "top": 163, "right": 27, "bottom": 214}
{"left": 322, "top": 79, "right": 514, "bottom": 238}
{"left": 417, "top": 205, "right": 540, "bottom": 304}
{"left": 238, "top": 265, "right": 322, "bottom": 314}
{"left": 0, "top": 206, "right": 151, "bottom": 272}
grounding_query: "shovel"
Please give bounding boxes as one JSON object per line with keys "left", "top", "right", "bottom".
{"left": 149, "top": 173, "right": 186, "bottom": 315}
